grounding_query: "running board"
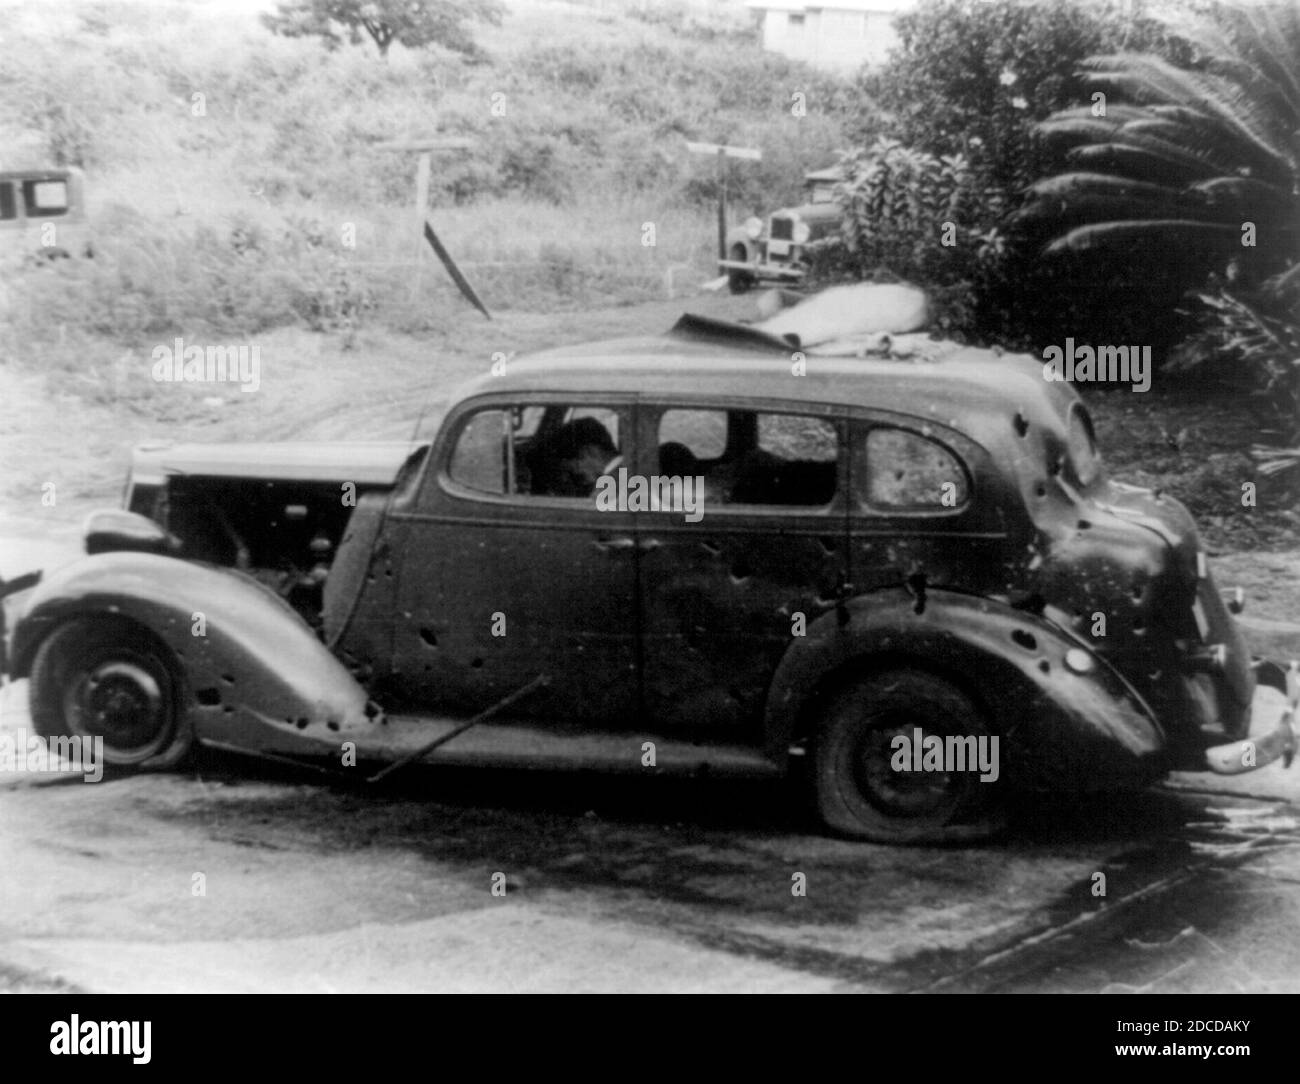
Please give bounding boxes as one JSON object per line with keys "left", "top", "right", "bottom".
{"left": 374, "top": 715, "right": 782, "bottom": 778}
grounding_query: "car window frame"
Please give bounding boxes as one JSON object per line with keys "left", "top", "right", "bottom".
{"left": 856, "top": 421, "right": 975, "bottom": 517}
{"left": 639, "top": 398, "right": 849, "bottom": 518}
{"left": 428, "top": 392, "right": 636, "bottom": 512}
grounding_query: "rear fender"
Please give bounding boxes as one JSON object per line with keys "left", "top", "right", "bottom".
{"left": 765, "top": 587, "right": 1166, "bottom": 790}
{"left": 10, "top": 552, "right": 374, "bottom": 758}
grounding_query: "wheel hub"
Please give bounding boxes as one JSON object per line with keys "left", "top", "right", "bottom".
{"left": 65, "top": 660, "right": 168, "bottom": 760}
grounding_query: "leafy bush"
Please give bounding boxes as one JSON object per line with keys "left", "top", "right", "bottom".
{"left": 812, "top": 138, "right": 1004, "bottom": 337}
{"left": 838, "top": 0, "right": 1189, "bottom": 349}
{"left": 1172, "top": 281, "right": 1300, "bottom": 481}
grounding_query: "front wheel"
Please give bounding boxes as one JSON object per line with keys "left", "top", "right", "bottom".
{"left": 30, "top": 617, "right": 192, "bottom": 770}
{"left": 813, "top": 668, "right": 1005, "bottom": 843}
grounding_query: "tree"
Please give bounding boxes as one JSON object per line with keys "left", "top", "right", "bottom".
{"left": 1021, "top": 1, "right": 1300, "bottom": 471}
{"left": 1020, "top": 2, "right": 1299, "bottom": 291}
{"left": 262, "top": 0, "right": 505, "bottom": 60}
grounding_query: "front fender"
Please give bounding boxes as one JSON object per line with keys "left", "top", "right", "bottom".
{"left": 723, "top": 229, "right": 753, "bottom": 261}
{"left": 765, "top": 587, "right": 1166, "bottom": 790}
{"left": 10, "top": 552, "right": 374, "bottom": 757}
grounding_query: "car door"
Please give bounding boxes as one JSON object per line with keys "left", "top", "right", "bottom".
{"left": 848, "top": 413, "right": 1010, "bottom": 598}
{"left": 633, "top": 400, "right": 851, "bottom": 733}
{"left": 382, "top": 394, "right": 640, "bottom": 724}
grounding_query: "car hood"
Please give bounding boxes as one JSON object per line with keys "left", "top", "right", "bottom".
{"left": 131, "top": 440, "right": 426, "bottom": 487}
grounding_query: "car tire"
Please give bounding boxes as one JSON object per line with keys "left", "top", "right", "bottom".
{"left": 813, "top": 668, "right": 1006, "bottom": 843}
{"left": 29, "top": 616, "right": 193, "bottom": 771}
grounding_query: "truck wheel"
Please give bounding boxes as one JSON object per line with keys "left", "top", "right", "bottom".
{"left": 29, "top": 617, "right": 192, "bottom": 770}
{"left": 813, "top": 668, "right": 1005, "bottom": 843}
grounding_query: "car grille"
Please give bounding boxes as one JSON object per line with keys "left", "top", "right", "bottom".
{"left": 769, "top": 215, "right": 794, "bottom": 242}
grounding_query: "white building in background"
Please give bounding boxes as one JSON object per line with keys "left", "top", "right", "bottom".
{"left": 745, "top": 0, "right": 918, "bottom": 72}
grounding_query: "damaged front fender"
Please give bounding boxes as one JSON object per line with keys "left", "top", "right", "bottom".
{"left": 10, "top": 551, "right": 376, "bottom": 758}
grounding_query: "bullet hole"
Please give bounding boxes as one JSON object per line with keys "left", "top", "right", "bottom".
{"left": 1011, "top": 629, "right": 1037, "bottom": 652}
{"left": 1049, "top": 458, "right": 1064, "bottom": 476}
{"left": 818, "top": 536, "right": 838, "bottom": 555}
{"left": 364, "top": 701, "right": 382, "bottom": 720}
{"left": 1038, "top": 660, "right": 1050, "bottom": 674}
{"left": 296, "top": 717, "right": 310, "bottom": 730}
{"left": 223, "top": 706, "right": 234, "bottom": 715}
{"left": 196, "top": 688, "right": 221, "bottom": 706}
{"left": 221, "top": 673, "right": 235, "bottom": 684}
{"left": 1014, "top": 412, "right": 1029, "bottom": 437}
{"left": 1035, "top": 483, "right": 1047, "bottom": 498}
{"left": 1133, "top": 617, "right": 1147, "bottom": 635}
{"left": 731, "top": 558, "right": 754, "bottom": 584}
{"left": 419, "top": 627, "right": 438, "bottom": 648}
{"left": 906, "top": 572, "right": 927, "bottom": 615}
{"left": 471, "top": 658, "right": 484, "bottom": 669}
{"left": 1132, "top": 583, "right": 1144, "bottom": 601}
{"left": 1077, "top": 519, "right": 1092, "bottom": 530}
{"left": 326, "top": 721, "right": 340, "bottom": 732}
{"left": 699, "top": 540, "right": 722, "bottom": 556}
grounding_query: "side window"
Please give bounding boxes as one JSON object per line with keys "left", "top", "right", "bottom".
{"left": 659, "top": 408, "right": 726, "bottom": 461}
{"left": 22, "top": 180, "right": 68, "bottom": 218}
{"left": 0, "top": 183, "right": 15, "bottom": 221}
{"left": 864, "top": 427, "right": 969, "bottom": 510}
{"left": 448, "top": 409, "right": 509, "bottom": 494}
{"left": 655, "top": 408, "right": 838, "bottom": 508}
{"left": 446, "top": 404, "right": 623, "bottom": 500}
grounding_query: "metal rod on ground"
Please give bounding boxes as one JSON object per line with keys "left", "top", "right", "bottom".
{"left": 366, "top": 673, "right": 550, "bottom": 784}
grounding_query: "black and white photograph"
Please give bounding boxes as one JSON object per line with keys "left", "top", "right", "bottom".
{"left": 1, "top": 0, "right": 1298, "bottom": 1028}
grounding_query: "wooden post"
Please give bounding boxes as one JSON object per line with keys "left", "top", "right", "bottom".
{"left": 686, "top": 141, "right": 762, "bottom": 268}
{"left": 373, "top": 136, "right": 474, "bottom": 303}
{"left": 413, "top": 151, "right": 431, "bottom": 294}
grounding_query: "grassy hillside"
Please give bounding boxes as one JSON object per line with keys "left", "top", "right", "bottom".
{"left": 0, "top": 0, "right": 860, "bottom": 360}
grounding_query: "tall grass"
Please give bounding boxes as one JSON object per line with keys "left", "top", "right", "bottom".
{"left": 0, "top": 0, "right": 860, "bottom": 352}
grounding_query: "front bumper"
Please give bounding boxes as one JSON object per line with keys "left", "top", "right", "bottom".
{"left": 1204, "top": 682, "right": 1297, "bottom": 774}
{"left": 717, "top": 258, "right": 806, "bottom": 282}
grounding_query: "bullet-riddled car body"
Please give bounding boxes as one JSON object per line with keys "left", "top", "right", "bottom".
{"left": 2, "top": 313, "right": 1294, "bottom": 842}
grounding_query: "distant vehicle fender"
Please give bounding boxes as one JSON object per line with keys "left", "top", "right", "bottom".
{"left": 763, "top": 586, "right": 1165, "bottom": 790}
{"left": 8, "top": 551, "right": 374, "bottom": 758}
{"left": 724, "top": 227, "right": 754, "bottom": 262}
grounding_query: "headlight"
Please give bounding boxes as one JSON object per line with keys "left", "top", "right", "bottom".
{"left": 744, "top": 216, "right": 764, "bottom": 240}
{"left": 792, "top": 219, "right": 811, "bottom": 244}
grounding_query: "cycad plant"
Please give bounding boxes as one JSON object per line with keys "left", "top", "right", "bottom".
{"left": 1020, "top": 0, "right": 1300, "bottom": 468}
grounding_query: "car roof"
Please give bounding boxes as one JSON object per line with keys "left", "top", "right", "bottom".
{"left": 450, "top": 318, "right": 1078, "bottom": 456}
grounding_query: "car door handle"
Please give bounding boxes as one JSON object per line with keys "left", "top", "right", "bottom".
{"left": 595, "top": 536, "right": 637, "bottom": 552}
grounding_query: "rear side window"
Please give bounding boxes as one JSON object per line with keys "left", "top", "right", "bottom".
{"left": 864, "top": 427, "right": 969, "bottom": 509}
{"left": 0, "top": 183, "right": 15, "bottom": 220}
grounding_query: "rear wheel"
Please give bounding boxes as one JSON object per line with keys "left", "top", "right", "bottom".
{"left": 30, "top": 617, "right": 192, "bottom": 770}
{"left": 813, "top": 668, "right": 1005, "bottom": 843}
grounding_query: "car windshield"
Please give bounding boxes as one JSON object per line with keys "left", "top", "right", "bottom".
{"left": 1067, "top": 403, "right": 1102, "bottom": 488}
